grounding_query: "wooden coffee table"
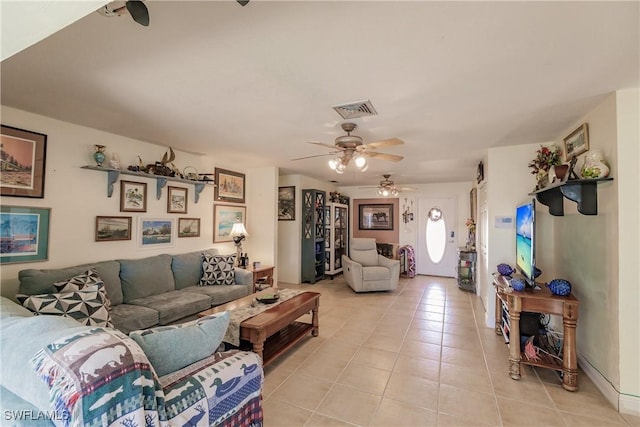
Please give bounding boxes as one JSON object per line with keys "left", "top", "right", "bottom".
{"left": 198, "top": 288, "right": 320, "bottom": 366}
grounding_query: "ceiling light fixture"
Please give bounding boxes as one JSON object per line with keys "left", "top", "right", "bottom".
{"left": 328, "top": 150, "right": 368, "bottom": 174}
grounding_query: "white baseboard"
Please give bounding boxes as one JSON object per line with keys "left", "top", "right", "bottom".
{"left": 578, "top": 355, "right": 640, "bottom": 417}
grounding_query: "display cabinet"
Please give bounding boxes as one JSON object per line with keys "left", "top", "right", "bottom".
{"left": 325, "top": 201, "right": 349, "bottom": 278}
{"left": 456, "top": 248, "right": 477, "bottom": 292}
{"left": 301, "top": 189, "right": 326, "bottom": 283}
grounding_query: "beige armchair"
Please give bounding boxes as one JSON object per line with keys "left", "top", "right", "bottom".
{"left": 342, "top": 238, "right": 400, "bottom": 292}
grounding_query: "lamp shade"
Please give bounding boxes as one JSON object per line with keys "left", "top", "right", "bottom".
{"left": 230, "top": 222, "right": 248, "bottom": 237}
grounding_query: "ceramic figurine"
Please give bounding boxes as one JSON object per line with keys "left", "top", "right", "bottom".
{"left": 581, "top": 150, "right": 610, "bottom": 179}
{"left": 93, "top": 145, "right": 106, "bottom": 167}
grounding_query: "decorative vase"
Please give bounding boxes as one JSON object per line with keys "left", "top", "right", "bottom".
{"left": 581, "top": 150, "right": 610, "bottom": 179}
{"left": 93, "top": 145, "right": 106, "bottom": 167}
{"left": 549, "top": 164, "right": 569, "bottom": 183}
{"left": 467, "top": 230, "right": 475, "bottom": 250}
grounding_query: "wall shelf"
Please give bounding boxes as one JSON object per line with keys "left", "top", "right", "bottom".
{"left": 529, "top": 177, "right": 613, "bottom": 216}
{"left": 81, "top": 165, "right": 214, "bottom": 203}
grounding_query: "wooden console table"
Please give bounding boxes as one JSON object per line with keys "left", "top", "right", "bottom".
{"left": 493, "top": 274, "right": 580, "bottom": 391}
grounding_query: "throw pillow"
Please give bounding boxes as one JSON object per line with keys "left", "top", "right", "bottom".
{"left": 16, "top": 284, "right": 114, "bottom": 328}
{"left": 199, "top": 253, "right": 236, "bottom": 286}
{"left": 129, "top": 311, "right": 230, "bottom": 376}
{"left": 53, "top": 268, "right": 111, "bottom": 310}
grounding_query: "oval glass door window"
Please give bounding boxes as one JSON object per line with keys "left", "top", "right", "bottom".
{"left": 426, "top": 208, "right": 446, "bottom": 263}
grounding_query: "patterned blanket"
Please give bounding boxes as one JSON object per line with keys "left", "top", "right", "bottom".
{"left": 225, "top": 288, "right": 303, "bottom": 346}
{"left": 31, "top": 328, "right": 263, "bottom": 427}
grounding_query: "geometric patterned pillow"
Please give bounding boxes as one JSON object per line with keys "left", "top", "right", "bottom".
{"left": 16, "top": 283, "right": 114, "bottom": 327}
{"left": 199, "top": 253, "right": 236, "bottom": 286}
{"left": 53, "top": 268, "right": 111, "bottom": 311}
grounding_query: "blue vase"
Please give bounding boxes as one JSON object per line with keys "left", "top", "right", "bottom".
{"left": 93, "top": 145, "right": 106, "bottom": 166}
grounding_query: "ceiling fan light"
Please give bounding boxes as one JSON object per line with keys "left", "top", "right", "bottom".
{"left": 354, "top": 155, "right": 367, "bottom": 169}
{"left": 336, "top": 162, "right": 346, "bottom": 173}
{"left": 328, "top": 158, "right": 338, "bottom": 170}
{"left": 392, "top": 189, "right": 399, "bottom": 196}
{"left": 382, "top": 189, "right": 390, "bottom": 197}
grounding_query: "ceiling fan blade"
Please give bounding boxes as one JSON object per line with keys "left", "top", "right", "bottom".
{"left": 126, "top": 0, "right": 149, "bottom": 26}
{"left": 361, "top": 138, "right": 404, "bottom": 150}
{"left": 362, "top": 151, "right": 404, "bottom": 162}
{"left": 308, "top": 141, "right": 341, "bottom": 150}
{"left": 399, "top": 187, "right": 417, "bottom": 192}
{"left": 291, "top": 152, "right": 338, "bottom": 161}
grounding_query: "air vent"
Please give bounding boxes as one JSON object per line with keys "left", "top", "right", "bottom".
{"left": 333, "top": 100, "right": 378, "bottom": 119}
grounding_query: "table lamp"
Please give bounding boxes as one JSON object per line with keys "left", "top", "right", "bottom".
{"left": 230, "top": 222, "right": 248, "bottom": 266}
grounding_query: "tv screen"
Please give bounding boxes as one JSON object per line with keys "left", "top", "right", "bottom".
{"left": 515, "top": 200, "right": 535, "bottom": 286}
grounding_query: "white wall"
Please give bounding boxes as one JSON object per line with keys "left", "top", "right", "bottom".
{"left": 245, "top": 167, "right": 278, "bottom": 279}
{"left": 0, "top": 106, "right": 275, "bottom": 297}
{"left": 276, "top": 174, "right": 337, "bottom": 284}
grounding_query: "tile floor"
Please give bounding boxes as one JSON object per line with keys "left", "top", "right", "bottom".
{"left": 261, "top": 275, "right": 639, "bottom": 427}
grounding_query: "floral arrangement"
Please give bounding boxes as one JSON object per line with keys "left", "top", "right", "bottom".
{"left": 465, "top": 218, "right": 476, "bottom": 232}
{"left": 528, "top": 144, "right": 561, "bottom": 181}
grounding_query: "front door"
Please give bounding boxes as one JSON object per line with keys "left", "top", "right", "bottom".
{"left": 417, "top": 196, "right": 458, "bottom": 277}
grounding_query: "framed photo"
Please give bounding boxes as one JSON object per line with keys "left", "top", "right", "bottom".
{"left": 564, "top": 123, "right": 589, "bottom": 160}
{"left": 477, "top": 161, "right": 484, "bottom": 184}
{"left": 120, "top": 180, "right": 147, "bottom": 212}
{"left": 214, "top": 168, "right": 245, "bottom": 203}
{"left": 178, "top": 218, "right": 200, "bottom": 238}
{"left": 359, "top": 203, "right": 394, "bottom": 230}
{"left": 278, "top": 186, "right": 295, "bottom": 220}
{"left": 167, "top": 186, "right": 188, "bottom": 214}
{"left": 214, "top": 204, "right": 246, "bottom": 243}
{"left": 95, "top": 216, "right": 132, "bottom": 242}
{"left": 1, "top": 125, "right": 47, "bottom": 198}
{"left": 138, "top": 218, "right": 174, "bottom": 248}
{"left": 0, "top": 205, "right": 50, "bottom": 264}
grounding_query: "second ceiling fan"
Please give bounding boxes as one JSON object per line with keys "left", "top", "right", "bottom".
{"left": 360, "top": 174, "right": 416, "bottom": 196}
{"left": 292, "top": 123, "right": 404, "bottom": 173}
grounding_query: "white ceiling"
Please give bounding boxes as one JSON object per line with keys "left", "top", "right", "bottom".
{"left": 1, "top": 1, "right": 638, "bottom": 187}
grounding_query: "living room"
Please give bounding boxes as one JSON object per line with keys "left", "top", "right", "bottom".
{"left": 1, "top": 1, "right": 639, "bottom": 426}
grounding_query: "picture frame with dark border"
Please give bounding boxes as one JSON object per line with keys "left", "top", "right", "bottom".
{"left": 120, "top": 180, "right": 147, "bottom": 212}
{"left": 178, "top": 218, "right": 200, "bottom": 238}
{"left": 359, "top": 203, "right": 394, "bottom": 230}
{"left": 1, "top": 125, "right": 47, "bottom": 198}
{"left": 214, "top": 168, "right": 245, "bottom": 204}
{"left": 167, "top": 186, "right": 188, "bottom": 214}
{"left": 213, "top": 204, "right": 246, "bottom": 243}
{"left": 563, "top": 123, "right": 589, "bottom": 160}
{"left": 95, "top": 216, "right": 132, "bottom": 242}
{"left": 477, "top": 161, "right": 484, "bottom": 184}
{"left": 0, "top": 205, "right": 50, "bottom": 264}
{"left": 278, "top": 186, "right": 295, "bottom": 220}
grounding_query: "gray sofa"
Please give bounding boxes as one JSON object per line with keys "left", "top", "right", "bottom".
{"left": 17, "top": 249, "right": 253, "bottom": 333}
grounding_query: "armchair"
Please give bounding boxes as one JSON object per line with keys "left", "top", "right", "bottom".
{"left": 342, "top": 238, "right": 400, "bottom": 292}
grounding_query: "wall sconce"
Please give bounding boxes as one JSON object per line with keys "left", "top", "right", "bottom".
{"left": 229, "top": 222, "right": 248, "bottom": 266}
{"left": 402, "top": 197, "right": 414, "bottom": 223}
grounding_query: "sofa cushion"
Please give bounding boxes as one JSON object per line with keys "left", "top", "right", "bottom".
{"left": 53, "top": 268, "right": 112, "bottom": 310}
{"left": 350, "top": 238, "right": 380, "bottom": 266}
{"left": 19, "top": 260, "right": 123, "bottom": 305}
{"left": 110, "top": 303, "right": 159, "bottom": 334}
{"left": 0, "top": 296, "right": 33, "bottom": 318}
{"left": 362, "top": 266, "right": 392, "bottom": 281}
{"left": 119, "top": 254, "right": 175, "bottom": 302}
{"left": 129, "top": 311, "right": 230, "bottom": 376}
{"left": 17, "top": 283, "right": 113, "bottom": 327}
{"left": 172, "top": 249, "right": 220, "bottom": 290}
{"left": 184, "top": 284, "right": 251, "bottom": 306}
{"left": 127, "top": 290, "right": 210, "bottom": 325}
{"left": 200, "top": 253, "right": 236, "bottom": 286}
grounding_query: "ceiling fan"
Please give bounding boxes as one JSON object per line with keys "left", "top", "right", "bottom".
{"left": 291, "top": 123, "right": 404, "bottom": 174}
{"left": 360, "top": 174, "right": 416, "bottom": 197}
{"left": 98, "top": 0, "right": 249, "bottom": 27}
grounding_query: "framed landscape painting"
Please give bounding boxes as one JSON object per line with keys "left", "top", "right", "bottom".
{"left": 167, "top": 186, "right": 188, "bottom": 214}
{"left": 214, "top": 168, "right": 245, "bottom": 204}
{"left": 0, "top": 205, "right": 50, "bottom": 264}
{"left": 95, "top": 216, "right": 132, "bottom": 242}
{"left": 138, "top": 218, "right": 174, "bottom": 248}
{"left": 213, "top": 204, "right": 246, "bottom": 243}
{"left": 359, "top": 203, "right": 393, "bottom": 230}
{"left": 278, "top": 186, "right": 295, "bottom": 220}
{"left": 0, "top": 125, "right": 47, "bottom": 198}
{"left": 564, "top": 123, "right": 589, "bottom": 160}
{"left": 178, "top": 218, "right": 200, "bottom": 238}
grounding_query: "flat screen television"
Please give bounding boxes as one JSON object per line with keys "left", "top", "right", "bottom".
{"left": 515, "top": 200, "right": 536, "bottom": 288}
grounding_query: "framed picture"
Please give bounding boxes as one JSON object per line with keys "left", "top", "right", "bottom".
{"left": 564, "top": 123, "right": 589, "bottom": 160}
{"left": 477, "top": 161, "right": 484, "bottom": 184}
{"left": 278, "top": 186, "right": 295, "bottom": 220}
{"left": 214, "top": 168, "right": 245, "bottom": 203}
{"left": 1, "top": 125, "right": 47, "bottom": 198}
{"left": 167, "top": 186, "right": 188, "bottom": 214}
{"left": 120, "top": 180, "right": 147, "bottom": 212}
{"left": 178, "top": 218, "right": 200, "bottom": 238}
{"left": 0, "top": 205, "right": 50, "bottom": 264}
{"left": 138, "top": 218, "right": 174, "bottom": 248}
{"left": 470, "top": 187, "right": 477, "bottom": 221}
{"left": 95, "top": 216, "right": 132, "bottom": 242}
{"left": 214, "top": 204, "right": 246, "bottom": 243}
{"left": 359, "top": 203, "right": 394, "bottom": 230}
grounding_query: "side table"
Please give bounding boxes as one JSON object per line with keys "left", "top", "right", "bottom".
{"left": 244, "top": 265, "right": 275, "bottom": 292}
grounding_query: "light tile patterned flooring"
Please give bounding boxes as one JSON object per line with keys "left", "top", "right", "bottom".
{"left": 262, "top": 275, "right": 639, "bottom": 427}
